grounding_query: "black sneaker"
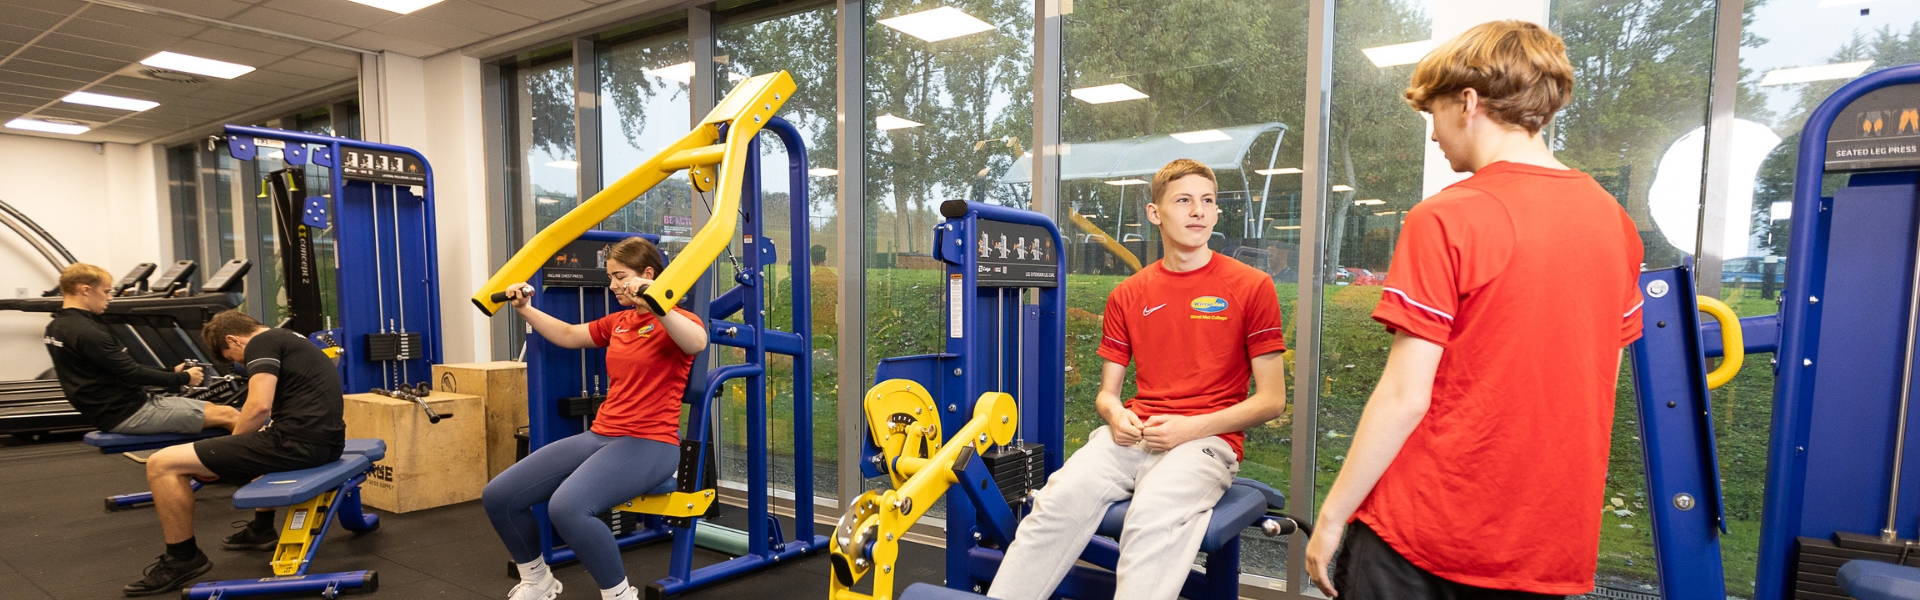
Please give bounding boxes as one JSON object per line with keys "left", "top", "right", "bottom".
{"left": 221, "top": 520, "right": 278, "bottom": 551}
{"left": 122, "top": 552, "right": 211, "bottom": 597}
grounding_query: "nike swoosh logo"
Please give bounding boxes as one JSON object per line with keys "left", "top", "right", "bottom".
{"left": 1143, "top": 303, "right": 1166, "bottom": 316}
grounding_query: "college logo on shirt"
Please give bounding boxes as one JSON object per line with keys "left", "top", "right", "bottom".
{"left": 636, "top": 324, "right": 656, "bottom": 338}
{"left": 1190, "top": 296, "right": 1229, "bottom": 321}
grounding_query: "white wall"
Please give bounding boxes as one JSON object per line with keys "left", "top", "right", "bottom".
{"left": 0, "top": 134, "right": 167, "bottom": 380}
{"left": 365, "top": 51, "right": 495, "bottom": 364}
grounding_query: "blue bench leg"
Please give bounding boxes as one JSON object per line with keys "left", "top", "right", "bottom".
{"left": 1201, "top": 537, "right": 1241, "bottom": 600}
{"left": 104, "top": 479, "right": 202, "bottom": 512}
{"left": 181, "top": 473, "right": 380, "bottom": 599}
{"left": 334, "top": 484, "right": 378, "bottom": 533}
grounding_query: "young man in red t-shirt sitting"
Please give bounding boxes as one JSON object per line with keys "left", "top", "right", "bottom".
{"left": 987, "top": 159, "right": 1289, "bottom": 600}
{"left": 1303, "top": 21, "right": 1646, "bottom": 600}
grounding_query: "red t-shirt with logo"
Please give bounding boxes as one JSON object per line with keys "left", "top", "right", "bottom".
{"left": 587, "top": 307, "right": 703, "bottom": 444}
{"left": 1357, "top": 162, "right": 1645, "bottom": 594}
{"left": 1096, "top": 252, "right": 1287, "bottom": 459}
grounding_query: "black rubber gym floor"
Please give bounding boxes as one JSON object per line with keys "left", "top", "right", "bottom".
{"left": 0, "top": 433, "right": 945, "bottom": 599}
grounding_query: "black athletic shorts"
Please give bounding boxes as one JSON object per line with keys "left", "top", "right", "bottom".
{"left": 192, "top": 431, "right": 341, "bottom": 484}
{"left": 1331, "top": 520, "right": 1565, "bottom": 600}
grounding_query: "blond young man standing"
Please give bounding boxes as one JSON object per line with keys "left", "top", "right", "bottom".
{"left": 1304, "top": 21, "right": 1646, "bottom": 600}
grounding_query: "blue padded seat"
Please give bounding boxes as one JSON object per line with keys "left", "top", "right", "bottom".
{"left": 1840, "top": 560, "right": 1920, "bottom": 600}
{"left": 233, "top": 454, "right": 372, "bottom": 509}
{"left": 901, "top": 582, "right": 988, "bottom": 600}
{"left": 83, "top": 429, "right": 225, "bottom": 453}
{"left": 1095, "top": 478, "right": 1285, "bottom": 554}
{"left": 643, "top": 477, "right": 676, "bottom": 496}
{"left": 342, "top": 438, "right": 386, "bottom": 462}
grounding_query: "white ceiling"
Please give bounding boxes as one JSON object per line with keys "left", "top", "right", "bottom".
{"left": 0, "top": 0, "right": 623, "bottom": 145}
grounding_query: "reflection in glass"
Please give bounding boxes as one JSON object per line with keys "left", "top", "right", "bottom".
{"left": 600, "top": 31, "right": 693, "bottom": 238}
{"left": 516, "top": 56, "right": 580, "bottom": 230}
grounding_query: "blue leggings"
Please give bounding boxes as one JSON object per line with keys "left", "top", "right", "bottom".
{"left": 482, "top": 432, "right": 677, "bottom": 589}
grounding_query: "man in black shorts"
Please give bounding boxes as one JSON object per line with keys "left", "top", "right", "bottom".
{"left": 128, "top": 311, "right": 345, "bottom": 596}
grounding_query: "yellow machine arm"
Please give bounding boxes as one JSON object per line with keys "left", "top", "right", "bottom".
{"left": 470, "top": 71, "right": 798, "bottom": 316}
{"left": 1065, "top": 210, "right": 1142, "bottom": 273}
{"left": 829, "top": 380, "right": 1017, "bottom": 600}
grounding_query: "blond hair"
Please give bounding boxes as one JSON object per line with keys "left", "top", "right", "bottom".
{"left": 58, "top": 263, "right": 112, "bottom": 296}
{"left": 1150, "top": 158, "right": 1216, "bottom": 204}
{"left": 1404, "top": 20, "right": 1573, "bottom": 135}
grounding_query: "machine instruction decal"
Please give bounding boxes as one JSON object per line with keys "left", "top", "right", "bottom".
{"left": 1826, "top": 82, "right": 1920, "bottom": 172}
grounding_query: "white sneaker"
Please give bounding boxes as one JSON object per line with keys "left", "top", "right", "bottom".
{"left": 508, "top": 577, "right": 561, "bottom": 600}
{"left": 605, "top": 584, "right": 639, "bottom": 600}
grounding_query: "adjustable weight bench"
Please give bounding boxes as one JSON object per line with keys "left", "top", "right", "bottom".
{"left": 182, "top": 438, "right": 386, "bottom": 600}
{"left": 86, "top": 429, "right": 228, "bottom": 511}
{"left": 961, "top": 477, "right": 1303, "bottom": 600}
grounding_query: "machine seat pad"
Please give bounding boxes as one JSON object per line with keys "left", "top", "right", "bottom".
{"left": 342, "top": 438, "right": 386, "bottom": 462}
{"left": 232, "top": 454, "right": 372, "bottom": 509}
{"left": 643, "top": 478, "right": 676, "bottom": 496}
{"left": 83, "top": 429, "right": 225, "bottom": 452}
{"left": 1094, "top": 478, "right": 1284, "bottom": 554}
{"left": 901, "top": 583, "right": 989, "bottom": 600}
{"left": 1840, "top": 560, "right": 1920, "bottom": 600}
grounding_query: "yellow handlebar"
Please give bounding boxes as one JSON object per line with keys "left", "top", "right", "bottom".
{"left": 470, "top": 71, "right": 797, "bottom": 316}
{"left": 1697, "top": 295, "right": 1743, "bottom": 390}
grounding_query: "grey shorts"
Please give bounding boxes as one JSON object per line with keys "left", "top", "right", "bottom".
{"left": 110, "top": 396, "right": 207, "bottom": 435}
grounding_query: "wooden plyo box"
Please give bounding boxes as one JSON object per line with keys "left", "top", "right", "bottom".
{"left": 430, "top": 362, "right": 528, "bottom": 479}
{"left": 344, "top": 391, "right": 484, "bottom": 513}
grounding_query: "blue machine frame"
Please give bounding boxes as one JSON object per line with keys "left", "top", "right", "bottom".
{"left": 862, "top": 200, "right": 1069, "bottom": 592}
{"left": 223, "top": 124, "right": 444, "bottom": 393}
{"left": 1634, "top": 63, "right": 1920, "bottom": 600}
{"left": 519, "top": 117, "right": 827, "bottom": 598}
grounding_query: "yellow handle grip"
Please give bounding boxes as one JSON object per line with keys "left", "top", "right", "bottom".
{"left": 1698, "top": 295, "right": 1743, "bottom": 390}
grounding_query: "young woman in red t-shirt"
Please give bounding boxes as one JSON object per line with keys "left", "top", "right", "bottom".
{"left": 482, "top": 237, "right": 707, "bottom": 600}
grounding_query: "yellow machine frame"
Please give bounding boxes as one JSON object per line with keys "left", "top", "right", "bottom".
{"left": 268, "top": 490, "right": 336, "bottom": 576}
{"left": 829, "top": 380, "right": 1018, "bottom": 600}
{"left": 471, "top": 71, "right": 797, "bottom": 317}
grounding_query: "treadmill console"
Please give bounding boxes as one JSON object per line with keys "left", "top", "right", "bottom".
{"left": 112, "top": 262, "right": 157, "bottom": 296}
{"left": 149, "top": 260, "right": 197, "bottom": 294}
{"left": 201, "top": 259, "right": 251, "bottom": 293}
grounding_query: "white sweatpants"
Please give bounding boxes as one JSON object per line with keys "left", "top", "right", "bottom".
{"left": 987, "top": 425, "right": 1239, "bottom": 600}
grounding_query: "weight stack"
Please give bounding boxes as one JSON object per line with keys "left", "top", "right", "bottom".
{"left": 983, "top": 443, "right": 1047, "bottom": 505}
{"left": 1795, "top": 534, "right": 1920, "bottom": 599}
{"left": 597, "top": 509, "right": 641, "bottom": 536}
{"left": 365, "top": 332, "right": 424, "bottom": 361}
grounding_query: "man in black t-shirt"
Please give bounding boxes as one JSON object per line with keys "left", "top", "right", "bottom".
{"left": 128, "top": 311, "right": 345, "bottom": 597}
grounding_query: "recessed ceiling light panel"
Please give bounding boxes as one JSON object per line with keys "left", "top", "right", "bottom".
{"left": 808, "top": 167, "right": 839, "bottom": 177}
{"left": 1070, "top": 83, "right": 1148, "bottom": 104}
{"left": 7, "top": 118, "right": 90, "bottom": 135}
{"left": 1362, "top": 40, "right": 1436, "bottom": 67}
{"left": 1254, "top": 167, "right": 1303, "bottom": 175}
{"left": 347, "top": 0, "right": 445, "bottom": 14}
{"left": 879, "top": 7, "right": 996, "bottom": 43}
{"left": 1104, "top": 178, "right": 1149, "bottom": 186}
{"left": 876, "top": 114, "right": 923, "bottom": 131}
{"left": 1759, "top": 61, "right": 1875, "bottom": 86}
{"left": 140, "top": 51, "right": 254, "bottom": 79}
{"left": 62, "top": 91, "right": 158, "bottom": 112}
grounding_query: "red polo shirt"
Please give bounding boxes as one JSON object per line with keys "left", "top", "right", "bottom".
{"left": 1096, "top": 252, "right": 1288, "bottom": 459}
{"left": 1356, "top": 161, "right": 1645, "bottom": 594}
{"left": 587, "top": 307, "right": 702, "bottom": 444}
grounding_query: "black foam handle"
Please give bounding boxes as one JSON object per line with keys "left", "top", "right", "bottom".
{"left": 490, "top": 291, "right": 510, "bottom": 303}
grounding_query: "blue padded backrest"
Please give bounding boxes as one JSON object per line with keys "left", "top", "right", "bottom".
{"left": 232, "top": 454, "right": 372, "bottom": 509}
{"left": 1840, "top": 560, "right": 1920, "bottom": 600}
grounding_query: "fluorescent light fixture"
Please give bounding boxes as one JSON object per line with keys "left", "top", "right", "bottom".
{"left": 1374, "top": 210, "right": 1401, "bottom": 216}
{"left": 62, "top": 91, "right": 157, "bottom": 112}
{"left": 879, "top": 6, "right": 996, "bottom": 43}
{"left": 267, "top": 150, "right": 285, "bottom": 160}
{"left": 1362, "top": 40, "right": 1435, "bottom": 68}
{"left": 346, "top": 0, "right": 444, "bottom": 14}
{"left": 6, "top": 118, "right": 89, "bottom": 135}
{"left": 1255, "top": 167, "right": 1303, "bottom": 176}
{"left": 1125, "top": 223, "right": 1141, "bottom": 227}
{"left": 546, "top": 160, "right": 579, "bottom": 169}
{"left": 1760, "top": 61, "right": 1874, "bottom": 86}
{"left": 140, "top": 51, "right": 253, "bottom": 79}
{"left": 1070, "top": 83, "right": 1148, "bottom": 104}
{"left": 1105, "top": 178, "right": 1149, "bottom": 186}
{"left": 537, "top": 197, "right": 559, "bottom": 205}
{"left": 1354, "top": 199, "right": 1385, "bottom": 206}
{"left": 808, "top": 167, "right": 839, "bottom": 177}
{"left": 1331, "top": 184, "right": 1354, "bottom": 192}
{"left": 649, "top": 62, "right": 695, "bottom": 84}
{"left": 1276, "top": 225, "right": 1301, "bottom": 230}
{"left": 876, "top": 114, "right": 923, "bottom": 131}
{"left": 1170, "top": 129, "right": 1231, "bottom": 144}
